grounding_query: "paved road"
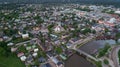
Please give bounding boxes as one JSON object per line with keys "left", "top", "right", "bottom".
{"left": 100, "top": 57, "right": 115, "bottom": 67}
{"left": 110, "top": 46, "right": 120, "bottom": 67}
{"left": 15, "top": 38, "right": 37, "bottom": 46}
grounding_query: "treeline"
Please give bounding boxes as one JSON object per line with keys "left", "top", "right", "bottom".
{"left": 0, "top": 0, "right": 120, "bottom": 8}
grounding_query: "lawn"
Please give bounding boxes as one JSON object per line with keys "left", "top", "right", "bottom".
{"left": 0, "top": 54, "right": 25, "bottom": 67}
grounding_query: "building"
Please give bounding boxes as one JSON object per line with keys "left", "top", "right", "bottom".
{"left": 22, "top": 33, "right": 29, "bottom": 39}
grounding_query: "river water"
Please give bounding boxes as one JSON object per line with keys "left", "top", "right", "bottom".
{"left": 79, "top": 40, "right": 116, "bottom": 55}
{"left": 65, "top": 54, "right": 96, "bottom": 67}
{"left": 65, "top": 40, "right": 116, "bottom": 67}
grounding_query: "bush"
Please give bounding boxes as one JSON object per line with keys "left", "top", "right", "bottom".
{"left": 104, "top": 59, "right": 109, "bottom": 65}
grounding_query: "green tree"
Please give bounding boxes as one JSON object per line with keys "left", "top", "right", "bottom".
{"left": 3, "top": 29, "right": 18, "bottom": 36}
{"left": 98, "top": 44, "right": 110, "bottom": 58}
{"left": 0, "top": 41, "right": 11, "bottom": 57}
{"left": 55, "top": 47, "right": 63, "bottom": 54}
{"left": 104, "top": 59, "right": 109, "bottom": 65}
{"left": 47, "top": 24, "right": 54, "bottom": 33}
{"left": 34, "top": 15, "right": 44, "bottom": 24}
{"left": 81, "top": 28, "right": 91, "bottom": 34}
{"left": 116, "top": 33, "right": 120, "bottom": 39}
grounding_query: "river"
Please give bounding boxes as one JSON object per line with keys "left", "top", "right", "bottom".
{"left": 65, "top": 40, "right": 116, "bottom": 67}
{"left": 65, "top": 53, "right": 96, "bottom": 67}
{"left": 79, "top": 39, "right": 116, "bottom": 55}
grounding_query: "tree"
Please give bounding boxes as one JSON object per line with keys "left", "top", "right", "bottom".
{"left": 3, "top": 29, "right": 18, "bottom": 36}
{"left": 105, "top": 28, "right": 109, "bottom": 33}
{"left": 47, "top": 24, "right": 54, "bottom": 33}
{"left": 104, "top": 59, "right": 109, "bottom": 65}
{"left": 92, "top": 30, "right": 96, "bottom": 34}
{"left": 0, "top": 47, "right": 6, "bottom": 56}
{"left": 0, "top": 41, "right": 11, "bottom": 57}
{"left": 55, "top": 47, "right": 63, "bottom": 54}
{"left": 34, "top": 15, "right": 44, "bottom": 24}
{"left": 98, "top": 44, "right": 110, "bottom": 58}
{"left": 81, "top": 28, "right": 91, "bottom": 34}
{"left": 116, "top": 33, "right": 120, "bottom": 39}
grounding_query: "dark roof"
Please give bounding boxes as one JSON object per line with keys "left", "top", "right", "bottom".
{"left": 71, "top": 38, "right": 79, "bottom": 42}
{"left": 27, "top": 55, "right": 33, "bottom": 61}
{"left": 57, "top": 62, "right": 63, "bottom": 66}
{"left": 47, "top": 52, "right": 53, "bottom": 57}
{"left": 41, "top": 63, "right": 52, "bottom": 67}
{"left": 39, "top": 57, "right": 46, "bottom": 62}
{"left": 46, "top": 63, "right": 52, "bottom": 67}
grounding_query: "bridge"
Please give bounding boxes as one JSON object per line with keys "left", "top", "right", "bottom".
{"left": 69, "top": 31, "right": 104, "bottom": 61}
{"left": 74, "top": 48, "right": 99, "bottom": 61}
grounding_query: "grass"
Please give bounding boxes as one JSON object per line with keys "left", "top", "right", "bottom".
{"left": 0, "top": 54, "right": 25, "bottom": 67}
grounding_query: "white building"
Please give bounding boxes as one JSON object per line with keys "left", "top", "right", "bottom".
{"left": 115, "top": 11, "right": 120, "bottom": 14}
{"left": 22, "top": 33, "right": 29, "bottom": 39}
{"left": 54, "top": 23, "right": 64, "bottom": 33}
{"left": 109, "top": 18, "right": 116, "bottom": 23}
{"left": 20, "top": 56, "right": 26, "bottom": 61}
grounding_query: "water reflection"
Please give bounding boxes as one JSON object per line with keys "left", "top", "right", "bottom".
{"left": 65, "top": 54, "right": 96, "bottom": 67}
{"left": 79, "top": 40, "right": 116, "bottom": 55}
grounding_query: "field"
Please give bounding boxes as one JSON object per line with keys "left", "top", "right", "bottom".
{"left": 0, "top": 54, "right": 25, "bottom": 67}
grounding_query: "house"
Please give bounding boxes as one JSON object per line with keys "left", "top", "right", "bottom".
{"left": 0, "top": 37, "right": 3, "bottom": 42}
{"left": 38, "top": 57, "right": 46, "bottom": 63}
{"left": 115, "top": 11, "right": 120, "bottom": 14}
{"left": 51, "top": 57, "right": 59, "bottom": 64}
{"left": 32, "top": 52, "right": 38, "bottom": 57}
{"left": 34, "top": 48, "right": 39, "bottom": 52}
{"left": 20, "top": 56, "right": 27, "bottom": 61}
{"left": 41, "top": 63, "right": 52, "bottom": 67}
{"left": 54, "top": 23, "right": 64, "bottom": 33}
{"left": 11, "top": 47, "right": 17, "bottom": 52}
{"left": 22, "top": 33, "right": 29, "bottom": 39}
{"left": 59, "top": 54, "right": 67, "bottom": 60}
{"left": 66, "top": 42, "right": 72, "bottom": 48}
{"left": 26, "top": 55, "right": 33, "bottom": 63}
{"left": 118, "top": 39, "right": 120, "bottom": 43}
{"left": 26, "top": 46, "right": 32, "bottom": 50}
{"left": 17, "top": 52, "right": 24, "bottom": 57}
{"left": 51, "top": 57, "right": 63, "bottom": 67}
{"left": 57, "top": 62, "right": 64, "bottom": 67}
{"left": 7, "top": 42, "right": 14, "bottom": 46}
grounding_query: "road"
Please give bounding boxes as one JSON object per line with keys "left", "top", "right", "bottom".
{"left": 110, "top": 46, "right": 120, "bottom": 67}
{"left": 15, "top": 38, "right": 37, "bottom": 46}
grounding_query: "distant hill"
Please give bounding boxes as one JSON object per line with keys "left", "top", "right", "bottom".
{"left": 0, "top": 0, "right": 120, "bottom": 6}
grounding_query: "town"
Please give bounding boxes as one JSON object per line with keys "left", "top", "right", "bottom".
{"left": 0, "top": 4, "right": 120, "bottom": 67}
